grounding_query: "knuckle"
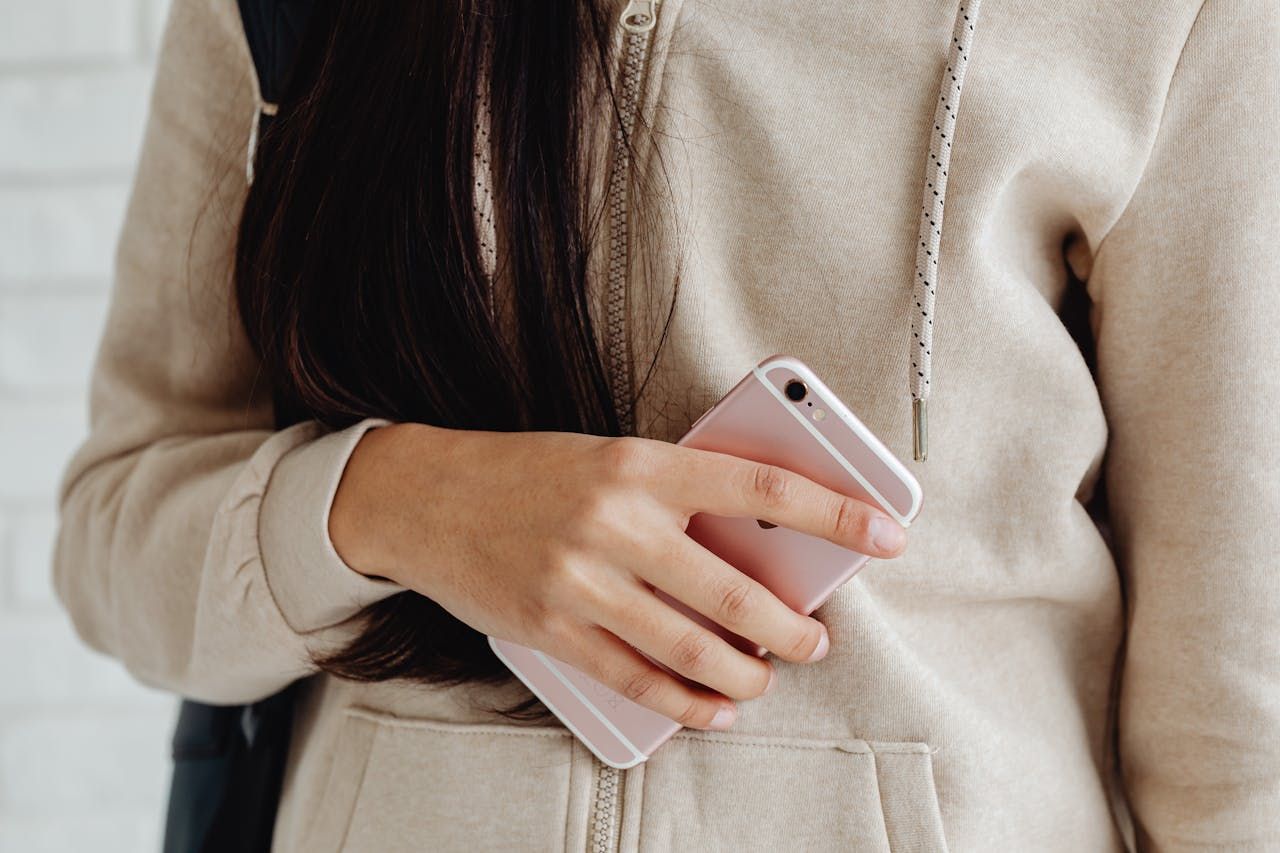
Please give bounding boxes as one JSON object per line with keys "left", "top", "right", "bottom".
{"left": 715, "top": 578, "right": 756, "bottom": 626}
{"left": 673, "top": 698, "right": 710, "bottom": 728}
{"left": 517, "top": 599, "right": 556, "bottom": 636}
{"left": 784, "top": 622, "right": 824, "bottom": 662}
{"left": 549, "top": 557, "right": 587, "bottom": 594}
{"left": 750, "top": 464, "right": 791, "bottom": 510}
{"left": 754, "top": 667, "right": 775, "bottom": 699}
{"left": 669, "top": 630, "right": 713, "bottom": 674}
{"left": 547, "top": 559, "right": 603, "bottom": 611}
{"left": 600, "top": 436, "right": 653, "bottom": 485}
{"left": 534, "top": 609, "right": 574, "bottom": 644}
{"left": 620, "top": 668, "right": 663, "bottom": 704}
{"left": 832, "top": 497, "right": 868, "bottom": 542}
{"left": 561, "top": 490, "right": 623, "bottom": 551}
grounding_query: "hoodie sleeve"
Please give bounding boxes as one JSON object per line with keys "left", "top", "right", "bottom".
{"left": 52, "top": 0, "right": 402, "bottom": 705}
{"left": 1086, "top": 1, "right": 1280, "bottom": 847}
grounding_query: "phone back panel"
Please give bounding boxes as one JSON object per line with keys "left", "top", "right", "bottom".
{"left": 489, "top": 355, "right": 922, "bottom": 768}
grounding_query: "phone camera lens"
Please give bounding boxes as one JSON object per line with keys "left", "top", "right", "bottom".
{"left": 784, "top": 380, "right": 807, "bottom": 402}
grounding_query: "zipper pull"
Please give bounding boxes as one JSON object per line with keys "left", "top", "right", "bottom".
{"left": 620, "top": 0, "right": 661, "bottom": 33}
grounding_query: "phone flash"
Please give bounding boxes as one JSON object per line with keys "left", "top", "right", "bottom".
{"left": 813, "top": 408, "right": 826, "bottom": 421}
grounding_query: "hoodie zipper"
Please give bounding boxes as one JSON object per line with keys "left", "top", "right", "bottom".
{"left": 603, "top": 0, "right": 660, "bottom": 439}
{"left": 590, "top": 19, "right": 659, "bottom": 851}
{"left": 589, "top": 755, "right": 624, "bottom": 853}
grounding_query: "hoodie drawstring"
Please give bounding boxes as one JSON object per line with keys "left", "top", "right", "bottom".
{"left": 244, "top": 100, "right": 278, "bottom": 186}
{"left": 911, "top": 0, "right": 983, "bottom": 462}
{"left": 473, "top": 18, "right": 499, "bottom": 321}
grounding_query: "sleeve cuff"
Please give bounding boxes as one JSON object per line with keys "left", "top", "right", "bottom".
{"left": 258, "top": 417, "right": 405, "bottom": 634}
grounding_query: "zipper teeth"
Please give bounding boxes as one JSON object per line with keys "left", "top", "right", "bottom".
{"left": 604, "top": 26, "right": 651, "bottom": 437}
{"left": 589, "top": 763, "right": 623, "bottom": 853}
{"left": 592, "top": 17, "right": 657, "bottom": 847}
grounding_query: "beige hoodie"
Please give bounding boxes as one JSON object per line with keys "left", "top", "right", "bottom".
{"left": 54, "top": 0, "right": 1280, "bottom": 850}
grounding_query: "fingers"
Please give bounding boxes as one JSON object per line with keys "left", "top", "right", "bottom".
{"left": 593, "top": 579, "right": 779, "bottom": 701}
{"left": 639, "top": 535, "right": 829, "bottom": 665}
{"left": 556, "top": 622, "right": 738, "bottom": 730}
{"left": 658, "top": 446, "right": 908, "bottom": 558}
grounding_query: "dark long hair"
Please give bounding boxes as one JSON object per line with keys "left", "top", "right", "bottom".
{"left": 235, "top": 1, "right": 666, "bottom": 692}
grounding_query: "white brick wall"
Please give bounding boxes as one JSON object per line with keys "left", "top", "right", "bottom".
{"left": 0, "top": 1, "right": 178, "bottom": 850}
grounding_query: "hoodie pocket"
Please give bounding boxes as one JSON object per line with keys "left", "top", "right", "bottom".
{"left": 302, "top": 708, "right": 577, "bottom": 853}
{"left": 633, "top": 731, "right": 947, "bottom": 853}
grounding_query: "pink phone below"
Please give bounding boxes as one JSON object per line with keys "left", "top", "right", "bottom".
{"left": 489, "top": 354, "right": 923, "bottom": 768}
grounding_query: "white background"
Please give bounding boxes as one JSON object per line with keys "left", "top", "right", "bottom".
{"left": 0, "top": 0, "right": 178, "bottom": 849}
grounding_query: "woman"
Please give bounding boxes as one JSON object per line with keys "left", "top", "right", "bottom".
{"left": 54, "top": 0, "right": 1280, "bottom": 849}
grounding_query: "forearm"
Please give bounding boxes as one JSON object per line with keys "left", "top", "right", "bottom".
{"left": 56, "top": 419, "right": 401, "bottom": 703}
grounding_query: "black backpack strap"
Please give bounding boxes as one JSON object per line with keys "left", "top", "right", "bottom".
{"left": 162, "top": 3, "right": 316, "bottom": 852}
{"left": 162, "top": 702, "right": 238, "bottom": 852}
{"left": 237, "top": 0, "right": 315, "bottom": 182}
{"left": 236, "top": 0, "right": 314, "bottom": 108}
{"left": 163, "top": 688, "right": 299, "bottom": 853}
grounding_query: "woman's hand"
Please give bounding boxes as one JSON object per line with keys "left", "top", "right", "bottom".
{"left": 329, "top": 423, "right": 907, "bottom": 731}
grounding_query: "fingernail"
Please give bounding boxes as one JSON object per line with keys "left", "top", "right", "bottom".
{"left": 709, "top": 705, "right": 736, "bottom": 730}
{"left": 763, "top": 667, "right": 777, "bottom": 695}
{"left": 869, "top": 516, "right": 906, "bottom": 554}
{"left": 806, "top": 628, "right": 830, "bottom": 662}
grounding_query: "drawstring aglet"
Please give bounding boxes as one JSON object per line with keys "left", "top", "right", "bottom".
{"left": 912, "top": 398, "right": 928, "bottom": 462}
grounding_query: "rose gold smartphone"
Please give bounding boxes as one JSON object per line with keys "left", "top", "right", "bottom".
{"left": 489, "top": 355, "right": 923, "bottom": 768}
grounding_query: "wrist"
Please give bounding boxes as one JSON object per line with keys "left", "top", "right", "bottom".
{"left": 329, "top": 420, "right": 422, "bottom": 580}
